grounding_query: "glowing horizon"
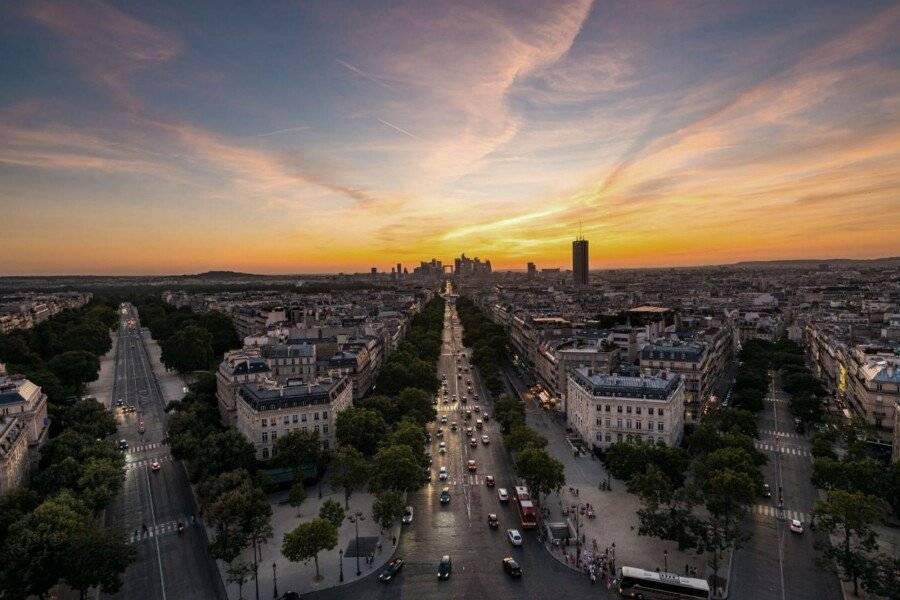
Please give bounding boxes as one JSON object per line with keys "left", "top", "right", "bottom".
{"left": 1, "top": 1, "right": 898, "bottom": 276}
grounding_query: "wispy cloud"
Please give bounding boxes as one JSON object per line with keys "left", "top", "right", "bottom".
{"left": 336, "top": 59, "right": 393, "bottom": 89}
{"left": 376, "top": 118, "right": 419, "bottom": 140}
{"left": 256, "top": 126, "right": 310, "bottom": 137}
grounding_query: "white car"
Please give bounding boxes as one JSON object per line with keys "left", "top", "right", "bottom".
{"left": 439, "top": 466, "right": 449, "bottom": 481}
{"left": 507, "top": 529, "right": 523, "bottom": 546}
{"left": 439, "top": 442, "right": 447, "bottom": 454}
{"left": 482, "top": 435, "right": 490, "bottom": 444}
{"left": 498, "top": 488, "right": 509, "bottom": 502}
{"left": 440, "top": 416, "right": 448, "bottom": 424}
{"left": 790, "top": 519, "right": 804, "bottom": 534}
{"left": 402, "top": 506, "right": 414, "bottom": 524}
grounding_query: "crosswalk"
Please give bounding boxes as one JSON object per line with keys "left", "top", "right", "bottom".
{"left": 129, "top": 442, "right": 162, "bottom": 453}
{"left": 432, "top": 474, "right": 489, "bottom": 486}
{"left": 754, "top": 504, "right": 809, "bottom": 523}
{"left": 760, "top": 429, "right": 804, "bottom": 440}
{"left": 754, "top": 442, "right": 809, "bottom": 456}
{"left": 126, "top": 455, "right": 172, "bottom": 471}
{"left": 128, "top": 519, "right": 192, "bottom": 543}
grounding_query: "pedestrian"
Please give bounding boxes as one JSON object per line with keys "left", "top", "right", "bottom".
{"left": 685, "top": 563, "right": 690, "bottom": 576}
{"left": 377, "top": 541, "right": 383, "bottom": 553}
{"left": 392, "top": 535, "right": 397, "bottom": 546}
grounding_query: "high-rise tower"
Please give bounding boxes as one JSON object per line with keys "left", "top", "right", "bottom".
{"left": 572, "top": 237, "right": 589, "bottom": 286}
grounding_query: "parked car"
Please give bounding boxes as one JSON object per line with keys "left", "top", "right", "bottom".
{"left": 790, "top": 519, "right": 804, "bottom": 534}
{"left": 379, "top": 558, "right": 404, "bottom": 582}
{"left": 402, "top": 506, "right": 414, "bottom": 524}
{"left": 488, "top": 513, "right": 499, "bottom": 528}
{"left": 498, "top": 488, "right": 509, "bottom": 502}
{"left": 502, "top": 557, "right": 523, "bottom": 577}
{"left": 507, "top": 529, "right": 523, "bottom": 546}
{"left": 438, "top": 555, "right": 452, "bottom": 579}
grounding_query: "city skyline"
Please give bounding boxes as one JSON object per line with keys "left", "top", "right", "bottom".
{"left": 2, "top": 0, "right": 900, "bottom": 275}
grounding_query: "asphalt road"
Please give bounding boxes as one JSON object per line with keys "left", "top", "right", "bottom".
{"left": 304, "top": 289, "right": 603, "bottom": 600}
{"left": 729, "top": 375, "right": 842, "bottom": 600}
{"left": 101, "top": 304, "right": 223, "bottom": 600}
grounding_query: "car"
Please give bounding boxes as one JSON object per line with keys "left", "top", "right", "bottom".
{"left": 498, "top": 488, "right": 509, "bottom": 502}
{"left": 439, "top": 444, "right": 447, "bottom": 455}
{"left": 469, "top": 437, "right": 478, "bottom": 448}
{"left": 443, "top": 397, "right": 449, "bottom": 404}
{"left": 450, "top": 422, "right": 458, "bottom": 431}
{"left": 502, "top": 557, "right": 523, "bottom": 577}
{"left": 485, "top": 475, "right": 495, "bottom": 487}
{"left": 507, "top": 529, "right": 523, "bottom": 546}
{"left": 437, "top": 555, "right": 452, "bottom": 579}
{"left": 440, "top": 488, "right": 451, "bottom": 504}
{"left": 474, "top": 405, "right": 481, "bottom": 412}
{"left": 476, "top": 419, "right": 483, "bottom": 429}
{"left": 465, "top": 427, "right": 474, "bottom": 436}
{"left": 790, "top": 519, "right": 804, "bottom": 534}
{"left": 116, "top": 399, "right": 124, "bottom": 407}
{"left": 440, "top": 416, "right": 448, "bottom": 424}
{"left": 482, "top": 413, "right": 489, "bottom": 421}
{"left": 402, "top": 506, "right": 414, "bottom": 524}
{"left": 465, "top": 411, "right": 472, "bottom": 421}
{"left": 118, "top": 439, "right": 128, "bottom": 450}
{"left": 436, "top": 427, "right": 444, "bottom": 437}
{"left": 138, "top": 421, "right": 145, "bottom": 434}
{"left": 488, "top": 513, "right": 499, "bottom": 528}
{"left": 150, "top": 460, "right": 161, "bottom": 472}
{"left": 439, "top": 466, "right": 449, "bottom": 481}
{"left": 379, "top": 558, "right": 404, "bottom": 582}
{"left": 467, "top": 459, "right": 477, "bottom": 472}
{"left": 457, "top": 373, "right": 462, "bottom": 379}
{"left": 424, "top": 468, "right": 432, "bottom": 481}
{"left": 762, "top": 484, "right": 772, "bottom": 498}
{"left": 482, "top": 435, "right": 490, "bottom": 444}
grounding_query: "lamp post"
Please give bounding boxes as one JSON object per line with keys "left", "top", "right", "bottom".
{"left": 272, "top": 562, "right": 278, "bottom": 599}
{"left": 663, "top": 549, "right": 668, "bottom": 573}
{"left": 348, "top": 512, "right": 365, "bottom": 576}
{"left": 339, "top": 549, "right": 344, "bottom": 582}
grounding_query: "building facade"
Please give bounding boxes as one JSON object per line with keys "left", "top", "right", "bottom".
{"left": 572, "top": 238, "right": 589, "bottom": 286}
{"left": 567, "top": 368, "right": 685, "bottom": 451}
{"left": 0, "top": 369, "right": 49, "bottom": 493}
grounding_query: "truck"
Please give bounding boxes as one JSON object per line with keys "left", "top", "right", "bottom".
{"left": 513, "top": 485, "right": 537, "bottom": 529}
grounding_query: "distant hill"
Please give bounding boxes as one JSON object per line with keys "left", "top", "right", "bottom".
{"left": 178, "top": 270, "right": 285, "bottom": 279}
{"left": 731, "top": 257, "right": 900, "bottom": 269}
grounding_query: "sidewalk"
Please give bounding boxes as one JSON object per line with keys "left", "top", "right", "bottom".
{"left": 218, "top": 482, "right": 402, "bottom": 598}
{"left": 86, "top": 331, "right": 118, "bottom": 407}
{"left": 525, "top": 402, "right": 709, "bottom": 583}
{"left": 140, "top": 328, "right": 190, "bottom": 404}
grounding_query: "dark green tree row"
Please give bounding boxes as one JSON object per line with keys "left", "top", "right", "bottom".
{"left": 134, "top": 298, "right": 240, "bottom": 373}
{"left": 375, "top": 295, "right": 445, "bottom": 396}
{"left": 455, "top": 296, "right": 507, "bottom": 395}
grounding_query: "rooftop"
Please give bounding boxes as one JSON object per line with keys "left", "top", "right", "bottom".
{"left": 571, "top": 367, "right": 681, "bottom": 400}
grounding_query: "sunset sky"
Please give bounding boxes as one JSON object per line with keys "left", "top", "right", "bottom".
{"left": 1, "top": 0, "right": 898, "bottom": 275}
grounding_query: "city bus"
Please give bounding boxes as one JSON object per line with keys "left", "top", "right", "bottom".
{"left": 513, "top": 486, "right": 537, "bottom": 529}
{"left": 618, "top": 567, "right": 710, "bottom": 599}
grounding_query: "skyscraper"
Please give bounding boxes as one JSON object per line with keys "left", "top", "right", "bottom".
{"left": 573, "top": 237, "right": 589, "bottom": 285}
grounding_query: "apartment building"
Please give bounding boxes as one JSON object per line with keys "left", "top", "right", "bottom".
{"left": 567, "top": 368, "right": 685, "bottom": 451}
{"left": 216, "top": 350, "right": 272, "bottom": 426}
{"left": 0, "top": 368, "right": 49, "bottom": 493}
{"left": 236, "top": 375, "right": 353, "bottom": 460}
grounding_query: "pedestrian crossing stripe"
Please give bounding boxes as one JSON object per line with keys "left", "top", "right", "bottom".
{"left": 126, "top": 455, "right": 172, "bottom": 470}
{"left": 753, "top": 442, "right": 809, "bottom": 456}
{"left": 754, "top": 504, "right": 808, "bottom": 523}
{"left": 761, "top": 429, "right": 802, "bottom": 439}
{"left": 433, "top": 474, "right": 487, "bottom": 486}
{"left": 129, "top": 442, "right": 161, "bottom": 453}
{"left": 128, "top": 519, "right": 193, "bottom": 543}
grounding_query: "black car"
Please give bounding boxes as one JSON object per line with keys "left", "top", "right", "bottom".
{"left": 379, "top": 558, "right": 404, "bottom": 582}
{"left": 502, "top": 557, "right": 522, "bottom": 577}
{"left": 117, "top": 439, "right": 128, "bottom": 450}
{"left": 762, "top": 483, "right": 772, "bottom": 498}
{"left": 440, "top": 487, "right": 451, "bottom": 504}
{"left": 488, "top": 513, "right": 499, "bottom": 528}
{"left": 280, "top": 593, "right": 301, "bottom": 600}
{"left": 438, "top": 555, "right": 452, "bottom": 580}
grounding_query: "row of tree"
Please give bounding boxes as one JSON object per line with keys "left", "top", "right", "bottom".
{"left": 374, "top": 295, "right": 444, "bottom": 396}
{"left": 136, "top": 298, "right": 240, "bottom": 374}
{"left": 455, "top": 296, "right": 507, "bottom": 395}
{"left": 0, "top": 303, "right": 135, "bottom": 599}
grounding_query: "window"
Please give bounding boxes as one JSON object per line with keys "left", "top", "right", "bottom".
{"left": 636, "top": 421, "right": 642, "bottom": 430}
{"left": 292, "top": 414, "right": 299, "bottom": 423}
{"left": 302, "top": 426, "right": 308, "bottom": 433}
{"left": 314, "top": 412, "right": 320, "bottom": 421}
{"left": 617, "top": 405, "right": 623, "bottom": 413}
{"left": 648, "top": 420, "right": 654, "bottom": 431}
{"left": 648, "top": 407, "right": 654, "bottom": 416}
{"left": 605, "top": 419, "right": 611, "bottom": 428}
{"left": 605, "top": 433, "right": 611, "bottom": 442}
{"left": 261, "top": 419, "right": 267, "bottom": 428}
{"left": 283, "top": 416, "right": 289, "bottom": 425}
{"left": 323, "top": 440, "right": 330, "bottom": 450}
{"left": 596, "top": 418, "right": 603, "bottom": 426}
{"left": 262, "top": 432, "right": 268, "bottom": 442}
{"left": 270, "top": 417, "right": 277, "bottom": 426}
{"left": 658, "top": 409, "right": 664, "bottom": 417}
{"left": 597, "top": 404, "right": 603, "bottom": 412}
{"left": 301, "top": 414, "right": 307, "bottom": 422}
{"left": 617, "top": 419, "right": 623, "bottom": 428}
{"left": 323, "top": 424, "right": 329, "bottom": 434}
{"left": 271, "top": 432, "right": 277, "bottom": 441}
{"left": 605, "top": 404, "right": 611, "bottom": 412}
{"left": 626, "top": 419, "right": 632, "bottom": 429}
{"left": 323, "top": 411, "right": 328, "bottom": 420}
{"left": 314, "top": 424, "right": 320, "bottom": 433}
{"left": 636, "top": 407, "right": 641, "bottom": 415}
{"left": 626, "top": 406, "right": 632, "bottom": 414}
{"left": 262, "top": 448, "right": 269, "bottom": 459}
{"left": 616, "top": 433, "right": 623, "bottom": 442}
{"left": 657, "top": 422, "right": 664, "bottom": 432}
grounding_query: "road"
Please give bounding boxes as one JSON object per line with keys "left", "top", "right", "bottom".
{"left": 729, "top": 374, "right": 842, "bottom": 600}
{"left": 304, "top": 286, "right": 601, "bottom": 600}
{"left": 101, "top": 304, "right": 223, "bottom": 600}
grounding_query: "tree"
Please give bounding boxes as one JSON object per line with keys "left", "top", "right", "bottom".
{"left": 288, "top": 482, "right": 308, "bottom": 509}
{"left": 504, "top": 424, "right": 547, "bottom": 453}
{"left": 189, "top": 429, "right": 256, "bottom": 483}
{"left": 64, "top": 525, "right": 135, "bottom": 599}
{"left": 319, "top": 499, "right": 346, "bottom": 529}
{"left": 710, "top": 407, "right": 758, "bottom": 438}
{"left": 47, "top": 350, "right": 100, "bottom": 391}
{"left": 370, "top": 444, "right": 426, "bottom": 494}
{"left": 335, "top": 407, "right": 388, "bottom": 456}
{"left": 282, "top": 518, "right": 338, "bottom": 581}
{"left": 161, "top": 325, "right": 214, "bottom": 373}
{"left": 275, "top": 430, "right": 322, "bottom": 477}
{"left": 226, "top": 560, "right": 255, "bottom": 600}
{"left": 199, "top": 311, "right": 241, "bottom": 358}
{"left": 395, "top": 387, "right": 437, "bottom": 426}
{"left": 372, "top": 490, "right": 405, "bottom": 530}
{"left": 815, "top": 490, "right": 885, "bottom": 596}
{"left": 77, "top": 458, "right": 126, "bottom": 513}
{"left": 330, "top": 445, "right": 370, "bottom": 508}
{"left": 515, "top": 448, "right": 565, "bottom": 504}
{"left": 60, "top": 398, "right": 117, "bottom": 439}
{"left": 385, "top": 419, "right": 426, "bottom": 457}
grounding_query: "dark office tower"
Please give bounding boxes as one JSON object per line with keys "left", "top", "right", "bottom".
{"left": 396, "top": 263, "right": 402, "bottom": 277}
{"left": 572, "top": 238, "right": 589, "bottom": 285}
{"left": 527, "top": 262, "right": 537, "bottom": 278}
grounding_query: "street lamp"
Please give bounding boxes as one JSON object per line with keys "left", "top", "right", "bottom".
{"left": 272, "top": 562, "right": 277, "bottom": 599}
{"left": 663, "top": 549, "right": 668, "bottom": 573}
{"left": 348, "top": 512, "right": 365, "bottom": 576}
{"left": 339, "top": 549, "right": 344, "bottom": 582}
